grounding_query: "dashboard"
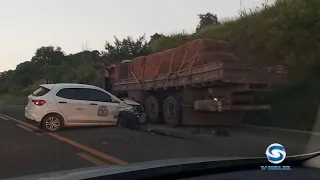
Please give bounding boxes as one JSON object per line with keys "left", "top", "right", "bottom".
{"left": 183, "top": 168, "right": 320, "bottom": 180}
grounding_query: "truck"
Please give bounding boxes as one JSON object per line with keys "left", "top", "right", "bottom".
{"left": 106, "top": 38, "right": 288, "bottom": 127}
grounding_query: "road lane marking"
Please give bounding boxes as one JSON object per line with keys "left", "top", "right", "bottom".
{"left": 0, "top": 114, "right": 43, "bottom": 130}
{"left": 0, "top": 113, "right": 128, "bottom": 165}
{"left": 48, "top": 132, "right": 127, "bottom": 165}
{"left": 77, "top": 152, "right": 108, "bottom": 166}
{"left": 243, "top": 125, "right": 320, "bottom": 135}
{"left": 0, "top": 114, "right": 9, "bottom": 120}
{"left": 16, "top": 124, "right": 44, "bottom": 136}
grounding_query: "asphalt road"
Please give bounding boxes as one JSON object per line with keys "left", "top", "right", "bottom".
{"left": 0, "top": 105, "right": 319, "bottom": 179}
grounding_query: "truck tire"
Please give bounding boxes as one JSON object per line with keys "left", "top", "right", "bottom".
{"left": 163, "top": 96, "right": 182, "bottom": 127}
{"left": 145, "top": 95, "right": 160, "bottom": 123}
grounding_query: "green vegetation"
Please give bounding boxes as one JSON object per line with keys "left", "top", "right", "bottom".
{"left": 0, "top": 36, "right": 151, "bottom": 98}
{"left": 1, "top": 0, "right": 320, "bottom": 130}
{"left": 152, "top": 0, "right": 320, "bottom": 78}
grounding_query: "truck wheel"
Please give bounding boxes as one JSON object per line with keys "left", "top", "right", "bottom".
{"left": 145, "top": 95, "right": 160, "bottom": 123}
{"left": 163, "top": 96, "right": 182, "bottom": 127}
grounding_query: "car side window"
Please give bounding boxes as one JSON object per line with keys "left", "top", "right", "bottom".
{"left": 87, "top": 89, "right": 112, "bottom": 102}
{"left": 56, "top": 88, "right": 88, "bottom": 100}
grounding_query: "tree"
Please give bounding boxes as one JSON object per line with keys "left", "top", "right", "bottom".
{"left": 31, "top": 46, "right": 65, "bottom": 66}
{"left": 148, "top": 33, "right": 165, "bottom": 45}
{"left": 30, "top": 46, "right": 66, "bottom": 83}
{"left": 0, "top": 70, "right": 14, "bottom": 94}
{"left": 103, "top": 35, "right": 151, "bottom": 65}
{"left": 0, "top": 36, "right": 153, "bottom": 96}
{"left": 12, "top": 61, "right": 40, "bottom": 87}
{"left": 196, "top": 12, "right": 220, "bottom": 32}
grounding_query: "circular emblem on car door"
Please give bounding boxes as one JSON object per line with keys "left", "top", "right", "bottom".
{"left": 97, "top": 105, "right": 109, "bottom": 116}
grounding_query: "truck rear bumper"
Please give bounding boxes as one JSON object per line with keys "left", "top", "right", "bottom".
{"left": 193, "top": 100, "right": 222, "bottom": 112}
{"left": 193, "top": 100, "right": 271, "bottom": 112}
{"left": 182, "top": 106, "right": 244, "bottom": 126}
{"left": 228, "top": 105, "right": 271, "bottom": 110}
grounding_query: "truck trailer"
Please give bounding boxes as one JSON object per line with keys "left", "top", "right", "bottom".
{"left": 106, "top": 39, "right": 288, "bottom": 127}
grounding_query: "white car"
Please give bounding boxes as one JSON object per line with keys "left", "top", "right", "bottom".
{"left": 25, "top": 83, "right": 145, "bottom": 132}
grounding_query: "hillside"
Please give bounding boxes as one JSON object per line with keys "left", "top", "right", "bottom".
{"left": 153, "top": 0, "right": 320, "bottom": 77}
{"left": 1, "top": 0, "right": 320, "bottom": 130}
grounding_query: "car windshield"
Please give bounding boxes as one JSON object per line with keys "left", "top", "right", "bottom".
{"left": 0, "top": 0, "right": 320, "bottom": 179}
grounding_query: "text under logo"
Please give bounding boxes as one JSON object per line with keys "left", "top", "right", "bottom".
{"left": 261, "top": 143, "right": 291, "bottom": 171}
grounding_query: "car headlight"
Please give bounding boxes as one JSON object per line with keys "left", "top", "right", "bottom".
{"left": 127, "top": 105, "right": 143, "bottom": 114}
{"left": 127, "top": 106, "right": 135, "bottom": 112}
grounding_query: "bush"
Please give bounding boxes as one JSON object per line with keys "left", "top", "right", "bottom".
{"left": 0, "top": 94, "right": 27, "bottom": 105}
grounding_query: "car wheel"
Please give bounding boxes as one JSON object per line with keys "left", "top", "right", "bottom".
{"left": 41, "top": 114, "right": 63, "bottom": 132}
{"left": 117, "top": 112, "right": 127, "bottom": 128}
{"left": 126, "top": 114, "right": 138, "bottom": 130}
{"left": 118, "top": 111, "right": 138, "bottom": 130}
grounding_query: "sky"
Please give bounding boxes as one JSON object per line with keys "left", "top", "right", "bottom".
{"left": 0, "top": 0, "right": 274, "bottom": 72}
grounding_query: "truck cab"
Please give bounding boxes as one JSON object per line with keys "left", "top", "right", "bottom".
{"left": 106, "top": 60, "right": 132, "bottom": 82}
{"left": 106, "top": 60, "right": 132, "bottom": 97}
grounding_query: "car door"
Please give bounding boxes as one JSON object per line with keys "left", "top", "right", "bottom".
{"left": 54, "top": 88, "right": 90, "bottom": 123}
{"left": 85, "top": 88, "right": 120, "bottom": 124}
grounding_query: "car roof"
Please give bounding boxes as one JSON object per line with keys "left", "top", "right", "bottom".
{"left": 40, "top": 83, "right": 102, "bottom": 90}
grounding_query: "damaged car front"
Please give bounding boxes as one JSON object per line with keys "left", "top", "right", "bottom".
{"left": 117, "top": 98, "right": 147, "bottom": 128}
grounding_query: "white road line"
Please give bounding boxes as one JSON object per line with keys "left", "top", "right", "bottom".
{"left": 16, "top": 124, "right": 44, "bottom": 136}
{"left": 0, "top": 115, "right": 9, "bottom": 120}
{"left": 243, "top": 125, "right": 320, "bottom": 135}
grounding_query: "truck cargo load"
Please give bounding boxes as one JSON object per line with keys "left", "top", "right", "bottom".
{"left": 129, "top": 39, "right": 235, "bottom": 79}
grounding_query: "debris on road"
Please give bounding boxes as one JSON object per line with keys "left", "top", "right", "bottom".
{"left": 190, "top": 128, "right": 200, "bottom": 135}
{"left": 212, "top": 129, "right": 231, "bottom": 137}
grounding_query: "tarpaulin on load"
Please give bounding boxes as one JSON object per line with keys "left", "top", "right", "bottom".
{"left": 131, "top": 56, "right": 146, "bottom": 78}
{"left": 143, "top": 52, "right": 162, "bottom": 77}
{"left": 130, "top": 38, "right": 235, "bottom": 79}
